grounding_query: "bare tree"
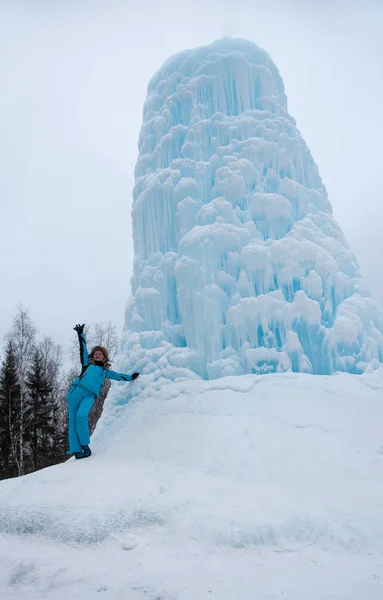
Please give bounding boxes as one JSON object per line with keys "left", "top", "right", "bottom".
{"left": 39, "top": 336, "right": 64, "bottom": 392}
{"left": 6, "top": 305, "right": 36, "bottom": 475}
{"left": 91, "top": 322, "right": 119, "bottom": 362}
{"left": 69, "top": 322, "right": 119, "bottom": 367}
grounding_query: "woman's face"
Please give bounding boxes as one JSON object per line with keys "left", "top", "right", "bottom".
{"left": 93, "top": 350, "right": 105, "bottom": 363}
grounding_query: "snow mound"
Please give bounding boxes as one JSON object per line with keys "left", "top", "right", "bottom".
{"left": 123, "top": 38, "right": 383, "bottom": 379}
{"left": 1, "top": 371, "right": 383, "bottom": 599}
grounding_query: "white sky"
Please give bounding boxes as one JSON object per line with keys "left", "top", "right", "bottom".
{"left": 1, "top": 0, "right": 382, "bottom": 358}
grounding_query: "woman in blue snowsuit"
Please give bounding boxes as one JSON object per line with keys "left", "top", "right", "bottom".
{"left": 67, "top": 324, "right": 139, "bottom": 459}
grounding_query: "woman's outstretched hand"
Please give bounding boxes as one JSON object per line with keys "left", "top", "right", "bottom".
{"left": 74, "top": 323, "right": 85, "bottom": 334}
{"left": 131, "top": 372, "right": 140, "bottom": 380}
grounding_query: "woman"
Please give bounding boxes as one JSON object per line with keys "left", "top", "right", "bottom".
{"left": 67, "top": 323, "right": 139, "bottom": 459}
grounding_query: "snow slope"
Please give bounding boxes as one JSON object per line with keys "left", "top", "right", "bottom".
{"left": 1, "top": 372, "right": 383, "bottom": 599}
{"left": 123, "top": 38, "right": 383, "bottom": 378}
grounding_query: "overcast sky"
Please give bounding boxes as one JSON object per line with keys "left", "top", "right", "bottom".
{"left": 1, "top": 0, "right": 382, "bottom": 359}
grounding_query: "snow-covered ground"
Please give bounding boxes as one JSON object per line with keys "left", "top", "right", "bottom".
{"left": 1, "top": 371, "right": 383, "bottom": 599}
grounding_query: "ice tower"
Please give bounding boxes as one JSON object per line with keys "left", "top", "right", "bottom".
{"left": 121, "top": 38, "right": 383, "bottom": 379}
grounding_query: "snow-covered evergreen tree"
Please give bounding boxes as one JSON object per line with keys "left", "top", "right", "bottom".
{"left": 0, "top": 341, "right": 21, "bottom": 478}
{"left": 26, "top": 349, "right": 54, "bottom": 471}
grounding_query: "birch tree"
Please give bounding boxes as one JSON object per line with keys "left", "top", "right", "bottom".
{"left": 6, "top": 305, "right": 36, "bottom": 475}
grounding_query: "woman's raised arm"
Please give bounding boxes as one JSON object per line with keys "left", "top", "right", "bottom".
{"left": 73, "top": 323, "right": 89, "bottom": 366}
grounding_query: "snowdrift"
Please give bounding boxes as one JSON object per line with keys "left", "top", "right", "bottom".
{"left": 1, "top": 372, "right": 383, "bottom": 599}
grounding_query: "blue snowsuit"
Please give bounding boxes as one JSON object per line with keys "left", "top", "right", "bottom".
{"left": 66, "top": 333, "right": 132, "bottom": 453}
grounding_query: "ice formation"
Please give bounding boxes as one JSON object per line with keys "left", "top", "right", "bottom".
{"left": 121, "top": 38, "right": 383, "bottom": 379}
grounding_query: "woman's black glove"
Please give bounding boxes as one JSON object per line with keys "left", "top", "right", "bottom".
{"left": 74, "top": 323, "right": 85, "bottom": 334}
{"left": 131, "top": 372, "right": 140, "bottom": 380}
